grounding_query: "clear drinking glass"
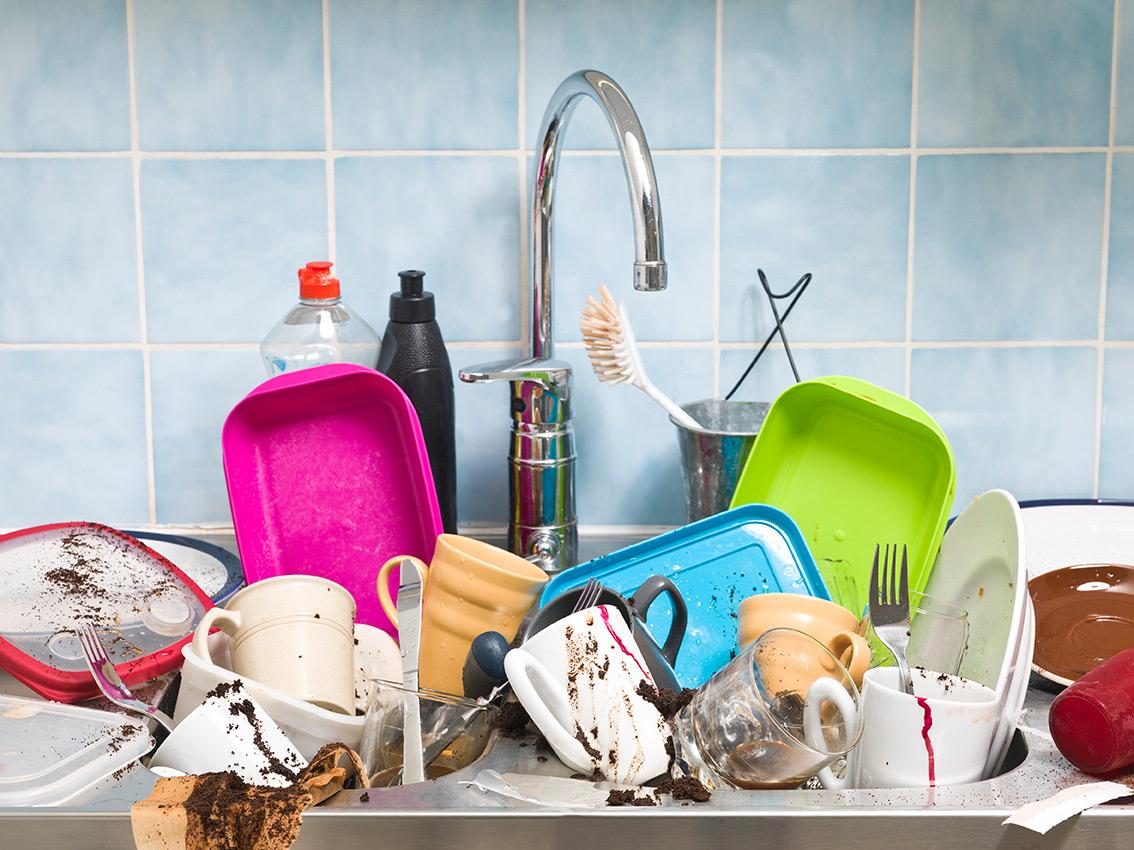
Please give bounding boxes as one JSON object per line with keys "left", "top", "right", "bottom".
{"left": 359, "top": 679, "right": 495, "bottom": 786}
{"left": 670, "top": 628, "right": 863, "bottom": 790}
{"left": 818, "top": 558, "right": 970, "bottom": 676}
{"left": 866, "top": 591, "right": 970, "bottom": 675}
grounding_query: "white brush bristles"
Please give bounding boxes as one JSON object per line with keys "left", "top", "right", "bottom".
{"left": 580, "top": 285, "right": 636, "bottom": 386}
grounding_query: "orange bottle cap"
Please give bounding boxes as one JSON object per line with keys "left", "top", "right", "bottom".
{"left": 299, "top": 261, "right": 340, "bottom": 299}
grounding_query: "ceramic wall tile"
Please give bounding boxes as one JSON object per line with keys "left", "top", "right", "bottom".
{"left": 913, "top": 154, "right": 1106, "bottom": 342}
{"left": 719, "top": 155, "right": 909, "bottom": 343}
{"left": 3, "top": 0, "right": 1132, "bottom": 526}
{"left": 150, "top": 349, "right": 265, "bottom": 524}
{"left": 1106, "top": 154, "right": 1134, "bottom": 339}
{"left": 541, "top": 154, "right": 715, "bottom": 342}
{"left": 134, "top": 0, "right": 325, "bottom": 151}
{"left": 334, "top": 156, "right": 520, "bottom": 341}
{"left": 524, "top": 0, "right": 715, "bottom": 149}
{"left": 0, "top": 0, "right": 130, "bottom": 151}
{"left": 722, "top": 0, "right": 914, "bottom": 148}
{"left": 1116, "top": 6, "right": 1134, "bottom": 144}
{"left": 0, "top": 351, "right": 148, "bottom": 525}
{"left": 331, "top": 0, "right": 517, "bottom": 150}
{"left": 0, "top": 158, "right": 137, "bottom": 342}
{"left": 1100, "top": 348, "right": 1134, "bottom": 497}
{"left": 918, "top": 0, "right": 1113, "bottom": 147}
{"left": 911, "top": 347, "right": 1097, "bottom": 510}
{"left": 141, "top": 159, "right": 328, "bottom": 343}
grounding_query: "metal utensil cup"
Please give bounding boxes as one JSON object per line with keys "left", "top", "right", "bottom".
{"left": 671, "top": 399, "right": 769, "bottom": 523}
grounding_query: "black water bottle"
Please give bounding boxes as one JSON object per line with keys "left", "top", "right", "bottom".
{"left": 376, "top": 270, "right": 457, "bottom": 532}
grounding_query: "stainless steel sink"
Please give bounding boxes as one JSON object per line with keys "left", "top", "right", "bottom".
{"left": 2, "top": 532, "right": 1129, "bottom": 849}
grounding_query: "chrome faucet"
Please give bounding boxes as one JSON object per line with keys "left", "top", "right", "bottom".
{"left": 460, "top": 69, "right": 667, "bottom": 574}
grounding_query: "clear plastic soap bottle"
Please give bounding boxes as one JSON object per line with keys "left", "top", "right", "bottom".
{"left": 260, "top": 261, "right": 382, "bottom": 377}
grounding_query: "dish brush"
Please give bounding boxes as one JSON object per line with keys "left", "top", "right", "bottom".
{"left": 579, "top": 286, "right": 701, "bottom": 429}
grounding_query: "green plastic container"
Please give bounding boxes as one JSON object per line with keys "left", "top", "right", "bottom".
{"left": 729, "top": 376, "right": 955, "bottom": 617}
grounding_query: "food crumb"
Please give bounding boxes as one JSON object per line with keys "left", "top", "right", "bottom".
{"left": 606, "top": 789, "right": 656, "bottom": 807}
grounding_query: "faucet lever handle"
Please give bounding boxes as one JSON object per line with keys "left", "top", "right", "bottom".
{"left": 459, "top": 357, "right": 572, "bottom": 395}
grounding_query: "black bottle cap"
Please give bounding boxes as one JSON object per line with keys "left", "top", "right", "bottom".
{"left": 390, "top": 269, "right": 435, "bottom": 323}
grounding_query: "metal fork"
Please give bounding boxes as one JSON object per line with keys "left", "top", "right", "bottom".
{"left": 869, "top": 543, "right": 913, "bottom": 696}
{"left": 76, "top": 623, "right": 175, "bottom": 732}
{"left": 572, "top": 578, "right": 604, "bottom": 614}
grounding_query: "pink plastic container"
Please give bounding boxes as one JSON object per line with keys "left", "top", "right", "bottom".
{"left": 222, "top": 364, "right": 442, "bottom": 635}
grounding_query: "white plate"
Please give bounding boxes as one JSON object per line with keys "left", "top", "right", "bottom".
{"left": 924, "top": 489, "right": 1028, "bottom": 697}
{"left": 982, "top": 595, "right": 1034, "bottom": 778}
{"left": 1022, "top": 503, "right": 1134, "bottom": 579}
{"left": 1021, "top": 501, "right": 1134, "bottom": 686}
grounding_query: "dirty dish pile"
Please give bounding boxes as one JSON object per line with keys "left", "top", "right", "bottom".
{"left": 0, "top": 369, "right": 1129, "bottom": 811}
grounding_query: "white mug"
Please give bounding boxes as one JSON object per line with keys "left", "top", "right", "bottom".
{"left": 192, "top": 575, "right": 356, "bottom": 714}
{"left": 503, "top": 604, "right": 670, "bottom": 785}
{"left": 811, "top": 667, "right": 999, "bottom": 789}
{"left": 150, "top": 684, "right": 307, "bottom": 787}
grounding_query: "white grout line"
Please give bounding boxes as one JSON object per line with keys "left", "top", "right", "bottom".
{"left": 1093, "top": 0, "right": 1122, "bottom": 499}
{"left": 712, "top": 0, "right": 724, "bottom": 397}
{"left": 516, "top": 0, "right": 529, "bottom": 356}
{"left": 8, "top": 145, "right": 1134, "bottom": 161}
{"left": 124, "top": 0, "right": 158, "bottom": 526}
{"left": 322, "top": 0, "right": 336, "bottom": 260}
{"left": 904, "top": 0, "right": 922, "bottom": 398}
{"left": 7, "top": 338, "right": 1129, "bottom": 351}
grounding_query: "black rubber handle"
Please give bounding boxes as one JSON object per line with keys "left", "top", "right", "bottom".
{"left": 462, "top": 631, "right": 510, "bottom": 699}
{"left": 629, "top": 575, "right": 687, "bottom": 666}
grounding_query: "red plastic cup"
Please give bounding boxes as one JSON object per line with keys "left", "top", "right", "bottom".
{"left": 1050, "top": 647, "right": 1134, "bottom": 775}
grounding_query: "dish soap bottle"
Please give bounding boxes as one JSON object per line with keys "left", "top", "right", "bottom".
{"left": 260, "top": 261, "right": 381, "bottom": 377}
{"left": 376, "top": 270, "right": 457, "bottom": 533}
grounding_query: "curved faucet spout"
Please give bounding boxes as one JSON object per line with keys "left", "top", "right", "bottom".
{"left": 530, "top": 69, "right": 667, "bottom": 361}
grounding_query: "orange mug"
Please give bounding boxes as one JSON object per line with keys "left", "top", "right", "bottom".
{"left": 738, "top": 593, "right": 871, "bottom": 689}
{"left": 377, "top": 534, "right": 548, "bottom": 696}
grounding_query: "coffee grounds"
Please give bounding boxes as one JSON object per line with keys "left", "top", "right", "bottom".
{"left": 606, "top": 788, "right": 657, "bottom": 807}
{"left": 181, "top": 771, "right": 305, "bottom": 850}
{"left": 105, "top": 723, "right": 138, "bottom": 756}
{"left": 227, "top": 698, "right": 300, "bottom": 783}
{"left": 774, "top": 691, "right": 806, "bottom": 728}
{"left": 654, "top": 776, "right": 711, "bottom": 803}
{"left": 664, "top": 735, "right": 675, "bottom": 773}
{"left": 573, "top": 723, "right": 602, "bottom": 761}
{"left": 494, "top": 701, "right": 532, "bottom": 739}
{"left": 206, "top": 680, "right": 243, "bottom": 701}
{"left": 635, "top": 681, "right": 696, "bottom": 720}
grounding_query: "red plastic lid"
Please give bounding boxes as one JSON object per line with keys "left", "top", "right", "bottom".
{"left": 299, "top": 261, "right": 340, "bottom": 299}
{"left": 1050, "top": 692, "right": 1117, "bottom": 773}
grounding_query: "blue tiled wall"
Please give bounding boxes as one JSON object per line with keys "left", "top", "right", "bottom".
{"left": 1, "top": 0, "right": 1131, "bottom": 530}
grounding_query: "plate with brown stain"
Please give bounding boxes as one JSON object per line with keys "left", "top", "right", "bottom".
{"left": 1029, "top": 564, "right": 1134, "bottom": 687}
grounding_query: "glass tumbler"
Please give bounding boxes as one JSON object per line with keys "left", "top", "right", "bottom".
{"left": 670, "top": 628, "right": 863, "bottom": 790}
{"left": 359, "top": 679, "right": 494, "bottom": 786}
{"left": 865, "top": 591, "right": 970, "bottom": 676}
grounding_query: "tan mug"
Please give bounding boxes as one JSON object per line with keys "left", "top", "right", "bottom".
{"left": 738, "top": 593, "right": 871, "bottom": 688}
{"left": 377, "top": 534, "right": 549, "bottom": 696}
{"left": 192, "top": 575, "right": 356, "bottom": 714}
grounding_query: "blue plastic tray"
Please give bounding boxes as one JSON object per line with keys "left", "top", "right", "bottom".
{"left": 541, "top": 504, "right": 829, "bottom": 687}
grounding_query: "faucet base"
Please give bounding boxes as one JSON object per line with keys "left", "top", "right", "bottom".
{"left": 510, "top": 522, "right": 578, "bottom": 575}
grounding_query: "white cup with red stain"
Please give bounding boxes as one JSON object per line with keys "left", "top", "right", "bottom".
{"left": 813, "top": 667, "right": 999, "bottom": 789}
